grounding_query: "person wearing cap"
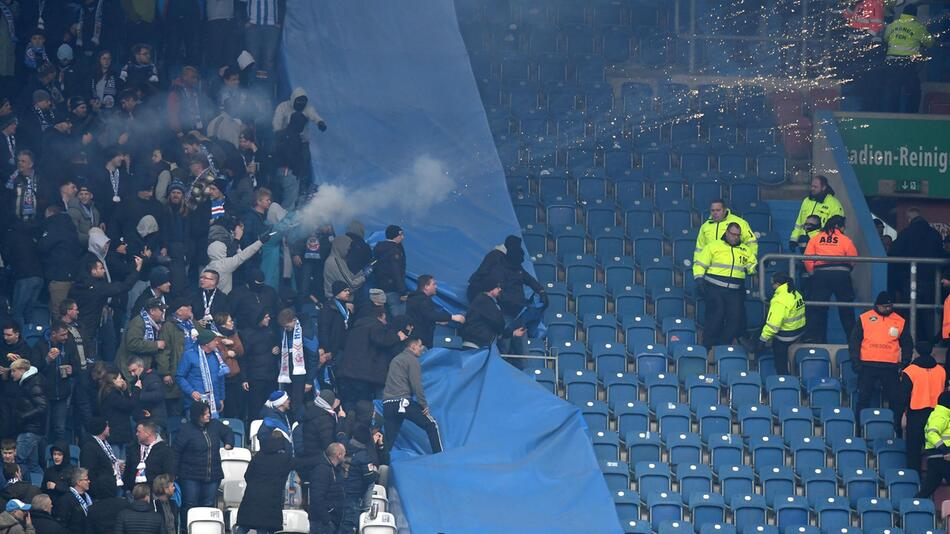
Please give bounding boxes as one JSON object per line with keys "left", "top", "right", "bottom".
{"left": 0, "top": 498, "right": 34, "bottom": 534}
{"left": 116, "top": 298, "right": 167, "bottom": 379}
{"left": 298, "top": 389, "right": 346, "bottom": 474}
{"left": 461, "top": 275, "right": 526, "bottom": 349}
{"left": 175, "top": 328, "right": 228, "bottom": 416}
{"left": 256, "top": 390, "right": 293, "bottom": 444}
{"left": 374, "top": 225, "right": 409, "bottom": 318}
{"left": 336, "top": 307, "right": 407, "bottom": 411}
{"left": 130, "top": 266, "right": 172, "bottom": 317}
{"left": 56, "top": 44, "right": 81, "bottom": 100}
{"left": 901, "top": 341, "right": 947, "bottom": 470}
{"left": 850, "top": 291, "right": 914, "bottom": 435}
{"left": 66, "top": 184, "right": 101, "bottom": 247}
{"left": 382, "top": 337, "right": 442, "bottom": 454}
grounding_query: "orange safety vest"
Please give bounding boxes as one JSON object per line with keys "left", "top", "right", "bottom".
{"left": 803, "top": 230, "right": 858, "bottom": 273}
{"left": 844, "top": 0, "right": 884, "bottom": 33}
{"left": 903, "top": 364, "right": 946, "bottom": 410}
{"left": 943, "top": 292, "right": 950, "bottom": 339}
{"left": 859, "top": 309, "right": 905, "bottom": 364}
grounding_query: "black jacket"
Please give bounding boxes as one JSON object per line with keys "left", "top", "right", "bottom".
{"left": 191, "top": 289, "right": 230, "bottom": 321}
{"left": 240, "top": 319, "right": 277, "bottom": 382}
{"left": 28, "top": 509, "right": 68, "bottom": 534}
{"left": 0, "top": 482, "right": 39, "bottom": 512}
{"left": 230, "top": 283, "right": 279, "bottom": 327}
{"left": 237, "top": 436, "right": 317, "bottom": 531}
{"left": 406, "top": 290, "right": 452, "bottom": 348}
{"left": 298, "top": 403, "right": 341, "bottom": 463}
{"left": 86, "top": 496, "right": 131, "bottom": 534}
{"left": 318, "top": 301, "right": 348, "bottom": 356}
{"left": 53, "top": 489, "right": 90, "bottom": 533}
{"left": 114, "top": 500, "right": 163, "bottom": 534}
{"left": 122, "top": 440, "right": 176, "bottom": 488}
{"left": 131, "top": 370, "right": 167, "bottom": 424}
{"left": 68, "top": 267, "right": 140, "bottom": 340}
{"left": 309, "top": 454, "right": 344, "bottom": 526}
{"left": 29, "top": 339, "right": 78, "bottom": 401}
{"left": 172, "top": 420, "right": 234, "bottom": 482}
{"left": 467, "top": 248, "right": 542, "bottom": 315}
{"left": 80, "top": 438, "right": 117, "bottom": 492}
{"left": 2, "top": 226, "right": 43, "bottom": 280}
{"left": 345, "top": 231, "right": 372, "bottom": 274}
{"left": 461, "top": 293, "right": 506, "bottom": 348}
{"left": 14, "top": 370, "right": 47, "bottom": 434}
{"left": 373, "top": 240, "right": 407, "bottom": 294}
{"left": 343, "top": 438, "right": 389, "bottom": 500}
{"left": 335, "top": 316, "right": 402, "bottom": 386}
{"left": 100, "top": 387, "right": 136, "bottom": 445}
{"left": 37, "top": 212, "right": 83, "bottom": 282}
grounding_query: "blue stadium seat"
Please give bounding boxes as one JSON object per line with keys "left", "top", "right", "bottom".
{"left": 603, "top": 258, "right": 637, "bottom": 295}
{"left": 583, "top": 401, "right": 611, "bottom": 433}
{"left": 741, "top": 205, "right": 771, "bottom": 233}
{"left": 600, "top": 24, "right": 632, "bottom": 61}
{"left": 699, "top": 525, "right": 736, "bottom": 534}
{"left": 603, "top": 370, "right": 636, "bottom": 408}
{"left": 857, "top": 497, "right": 894, "bottom": 531}
{"left": 795, "top": 347, "right": 831, "bottom": 381}
{"left": 587, "top": 315, "right": 620, "bottom": 350}
{"left": 885, "top": 468, "right": 920, "bottom": 506}
{"left": 842, "top": 467, "right": 878, "bottom": 507}
{"left": 689, "top": 493, "right": 725, "bottom": 526}
{"left": 805, "top": 377, "right": 842, "bottom": 415}
{"left": 665, "top": 432, "right": 702, "bottom": 466}
{"left": 575, "top": 282, "right": 609, "bottom": 316}
{"left": 524, "top": 367, "right": 557, "bottom": 394}
{"left": 522, "top": 223, "right": 548, "bottom": 254}
{"left": 873, "top": 438, "right": 907, "bottom": 472}
{"left": 822, "top": 407, "right": 856, "bottom": 445}
{"left": 632, "top": 230, "right": 664, "bottom": 263}
{"left": 546, "top": 88, "right": 581, "bottom": 114}
{"left": 730, "top": 494, "right": 767, "bottom": 532}
{"left": 719, "top": 465, "right": 755, "bottom": 496}
{"left": 654, "top": 182, "right": 686, "bottom": 207}
{"left": 662, "top": 207, "right": 693, "bottom": 236}
{"left": 621, "top": 519, "right": 651, "bottom": 534}
{"left": 641, "top": 148, "right": 672, "bottom": 175}
{"left": 737, "top": 405, "right": 772, "bottom": 438}
{"left": 562, "top": 24, "right": 596, "bottom": 55}
{"left": 564, "top": 369, "right": 596, "bottom": 403}
{"left": 592, "top": 227, "right": 625, "bottom": 261}
{"left": 670, "top": 230, "right": 696, "bottom": 269}
{"left": 692, "top": 180, "right": 723, "bottom": 211}
{"left": 614, "top": 285, "right": 648, "bottom": 318}
{"left": 552, "top": 225, "right": 586, "bottom": 257}
{"left": 593, "top": 429, "right": 620, "bottom": 461}
{"left": 538, "top": 174, "right": 570, "bottom": 200}
{"left": 546, "top": 311, "right": 577, "bottom": 346}
{"left": 679, "top": 145, "right": 710, "bottom": 175}
{"left": 555, "top": 341, "right": 586, "bottom": 377}
{"left": 686, "top": 374, "right": 719, "bottom": 413}
{"left": 861, "top": 408, "right": 896, "bottom": 440}
{"left": 778, "top": 406, "right": 814, "bottom": 442}
{"left": 512, "top": 197, "right": 539, "bottom": 224}
{"left": 616, "top": 402, "right": 650, "bottom": 437}
{"left": 814, "top": 496, "right": 851, "bottom": 532}
{"left": 601, "top": 460, "right": 630, "bottom": 493}
{"left": 585, "top": 200, "right": 617, "bottom": 229}
{"left": 635, "top": 344, "right": 668, "bottom": 377}
{"left": 661, "top": 317, "right": 696, "bottom": 346}
{"left": 613, "top": 487, "right": 640, "bottom": 520}
{"left": 800, "top": 467, "right": 837, "bottom": 506}
{"left": 728, "top": 371, "right": 762, "bottom": 408}
{"left": 759, "top": 466, "right": 795, "bottom": 507}
{"left": 670, "top": 345, "right": 705, "bottom": 383}
{"left": 624, "top": 315, "right": 657, "bottom": 349}
{"left": 676, "top": 463, "right": 713, "bottom": 501}
{"left": 614, "top": 175, "right": 644, "bottom": 206}
{"left": 836, "top": 348, "right": 858, "bottom": 393}
{"left": 765, "top": 376, "right": 801, "bottom": 414}
{"left": 750, "top": 437, "right": 786, "bottom": 474}
{"left": 585, "top": 83, "right": 614, "bottom": 114}
{"left": 625, "top": 202, "right": 655, "bottom": 234}
{"left": 712, "top": 345, "right": 748, "bottom": 382}
{"left": 708, "top": 434, "right": 743, "bottom": 471}
{"left": 533, "top": 254, "right": 558, "bottom": 283}
{"left": 563, "top": 254, "right": 597, "bottom": 285}
{"left": 655, "top": 401, "right": 690, "bottom": 435}
{"left": 832, "top": 436, "right": 868, "bottom": 470}
{"left": 537, "top": 52, "right": 568, "bottom": 83}
{"left": 900, "top": 498, "right": 935, "bottom": 532}
{"left": 790, "top": 436, "right": 826, "bottom": 473}
{"left": 546, "top": 199, "right": 578, "bottom": 226}
{"left": 628, "top": 431, "right": 662, "bottom": 466}
{"left": 774, "top": 495, "right": 809, "bottom": 531}
{"left": 642, "top": 257, "right": 675, "bottom": 294}
{"left": 730, "top": 182, "right": 760, "bottom": 206}
{"left": 756, "top": 153, "right": 787, "bottom": 184}
{"left": 696, "top": 404, "right": 730, "bottom": 442}
{"left": 717, "top": 151, "right": 748, "bottom": 175}
{"left": 634, "top": 461, "right": 672, "bottom": 500}
{"left": 648, "top": 492, "right": 684, "bottom": 529}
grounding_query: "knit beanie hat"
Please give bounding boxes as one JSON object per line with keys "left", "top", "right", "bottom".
{"left": 264, "top": 390, "right": 289, "bottom": 408}
{"left": 369, "top": 288, "right": 386, "bottom": 306}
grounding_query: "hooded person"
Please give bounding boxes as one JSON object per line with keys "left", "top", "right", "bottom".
{"left": 272, "top": 87, "right": 326, "bottom": 138}
{"left": 205, "top": 226, "right": 267, "bottom": 294}
{"left": 39, "top": 441, "right": 73, "bottom": 500}
{"left": 467, "top": 235, "right": 547, "bottom": 316}
{"left": 323, "top": 234, "right": 366, "bottom": 299}
{"left": 344, "top": 220, "right": 372, "bottom": 274}
{"left": 261, "top": 201, "right": 289, "bottom": 288}
{"left": 239, "top": 303, "right": 279, "bottom": 417}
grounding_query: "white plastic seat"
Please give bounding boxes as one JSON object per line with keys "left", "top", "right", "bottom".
{"left": 220, "top": 447, "right": 252, "bottom": 480}
{"left": 359, "top": 504, "right": 397, "bottom": 534}
{"left": 187, "top": 507, "right": 225, "bottom": 534}
{"left": 220, "top": 479, "right": 246, "bottom": 508}
{"left": 371, "top": 484, "right": 389, "bottom": 513}
{"left": 279, "top": 509, "right": 309, "bottom": 533}
{"left": 248, "top": 420, "right": 263, "bottom": 452}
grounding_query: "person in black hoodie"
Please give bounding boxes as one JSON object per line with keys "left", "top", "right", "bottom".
{"left": 318, "top": 280, "right": 352, "bottom": 373}
{"left": 339, "top": 424, "right": 389, "bottom": 534}
{"left": 113, "top": 482, "right": 163, "bottom": 534}
{"left": 335, "top": 308, "right": 406, "bottom": 411}
{"left": 11, "top": 358, "right": 47, "bottom": 476}
{"left": 406, "top": 275, "right": 465, "bottom": 349}
{"left": 229, "top": 269, "right": 279, "bottom": 326}
{"left": 291, "top": 229, "right": 331, "bottom": 308}
{"left": 37, "top": 204, "right": 83, "bottom": 324}
{"left": 3, "top": 222, "right": 44, "bottom": 328}
{"left": 28, "top": 322, "right": 77, "bottom": 444}
{"left": 239, "top": 305, "right": 278, "bottom": 417}
{"left": 67, "top": 254, "right": 143, "bottom": 361}
{"left": 172, "top": 402, "right": 234, "bottom": 526}
{"left": 374, "top": 225, "right": 408, "bottom": 318}
{"left": 901, "top": 341, "right": 949, "bottom": 471}
{"left": 461, "top": 276, "right": 525, "bottom": 349}
{"left": 39, "top": 442, "right": 71, "bottom": 501}
{"left": 297, "top": 389, "right": 346, "bottom": 479}
{"left": 344, "top": 220, "right": 372, "bottom": 275}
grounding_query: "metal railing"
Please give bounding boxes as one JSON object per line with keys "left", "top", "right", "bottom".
{"left": 757, "top": 253, "right": 950, "bottom": 337}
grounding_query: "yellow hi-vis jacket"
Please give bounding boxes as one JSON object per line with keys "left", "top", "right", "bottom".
{"left": 885, "top": 13, "right": 934, "bottom": 57}
{"left": 693, "top": 239, "right": 757, "bottom": 289}
{"left": 760, "top": 282, "right": 806, "bottom": 343}
{"left": 924, "top": 404, "right": 950, "bottom": 450}
{"left": 694, "top": 210, "right": 758, "bottom": 262}
{"left": 789, "top": 193, "right": 844, "bottom": 244}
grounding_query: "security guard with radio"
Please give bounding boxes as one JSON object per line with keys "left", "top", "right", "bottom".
{"left": 901, "top": 341, "right": 947, "bottom": 470}
{"left": 850, "top": 291, "right": 914, "bottom": 437}
{"left": 694, "top": 199, "right": 758, "bottom": 262}
{"left": 694, "top": 221, "right": 757, "bottom": 349}
{"left": 789, "top": 176, "right": 845, "bottom": 250}
{"left": 747, "top": 272, "right": 806, "bottom": 376}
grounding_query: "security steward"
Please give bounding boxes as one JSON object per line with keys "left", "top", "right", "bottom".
{"left": 694, "top": 199, "right": 757, "bottom": 263}
{"left": 694, "top": 222, "right": 757, "bottom": 349}
{"left": 901, "top": 341, "right": 947, "bottom": 470}
{"left": 789, "top": 175, "right": 845, "bottom": 250}
{"left": 803, "top": 215, "right": 857, "bottom": 343}
{"left": 850, "top": 291, "right": 914, "bottom": 437}
{"left": 747, "top": 272, "right": 806, "bottom": 376}
{"left": 916, "top": 391, "right": 950, "bottom": 498}
{"left": 882, "top": 4, "right": 933, "bottom": 112}
{"left": 941, "top": 270, "right": 950, "bottom": 344}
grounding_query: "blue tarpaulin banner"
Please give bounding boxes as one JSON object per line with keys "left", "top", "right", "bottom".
{"left": 390, "top": 346, "right": 623, "bottom": 534}
{"left": 281, "top": 0, "right": 524, "bottom": 304}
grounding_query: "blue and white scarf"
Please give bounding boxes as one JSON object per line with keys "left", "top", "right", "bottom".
{"left": 140, "top": 308, "right": 158, "bottom": 341}
{"left": 278, "top": 320, "right": 304, "bottom": 384}
{"left": 0, "top": 3, "right": 16, "bottom": 43}
{"left": 174, "top": 317, "right": 198, "bottom": 349}
{"left": 197, "top": 345, "right": 219, "bottom": 419}
{"left": 70, "top": 487, "right": 92, "bottom": 515}
{"left": 333, "top": 299, "right": 350, "bottom": 329}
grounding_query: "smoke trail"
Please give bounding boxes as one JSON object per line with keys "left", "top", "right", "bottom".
{"left": 297, "top": 154, "right": 454, "bottom": 229}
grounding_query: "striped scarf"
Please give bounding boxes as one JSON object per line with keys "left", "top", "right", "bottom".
{"left": 0, "top": 2, "right": 15, "bottom": 43}
{"left": 76, "top": 0, "right": 103, "bottom": 48}
{"left": 278, "top": 320, "right": 304, "bottom": 384}
{"left": 197, "top": 345, "right": 219, "bottom": 419}
{"left": 140, "top": 308, "right": 158, "bottom": 341}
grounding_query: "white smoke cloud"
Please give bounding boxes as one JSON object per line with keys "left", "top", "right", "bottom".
{"left": 296, "top": 154, "right": 455, "bottom": 229}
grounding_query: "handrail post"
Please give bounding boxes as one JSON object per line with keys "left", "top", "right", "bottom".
{"left": 936, "top": 266, "right": 943, "bottom": 338}
{"left": 910, "top": 261, "right": 918, "bottom": 339}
